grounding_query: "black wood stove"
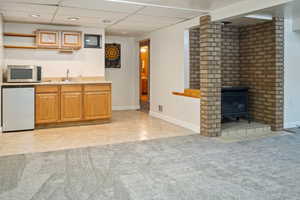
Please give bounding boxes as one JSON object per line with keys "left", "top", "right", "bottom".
{"left": 221, "top": 86, "right": 250, "bottom": 122}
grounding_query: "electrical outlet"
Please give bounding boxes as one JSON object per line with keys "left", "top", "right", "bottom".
{"left": 158, "top": 105, "right": 163, "bottom": 112}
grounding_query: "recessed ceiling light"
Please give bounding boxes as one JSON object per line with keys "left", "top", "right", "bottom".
{"left": 102, "top": 19, "right": 112, "bottom": 24}
{"left": 30, "top": 14, "right": 40, "bottom": 18}
{"left": 68, "top": 17, "right": 80, "bottom": 21}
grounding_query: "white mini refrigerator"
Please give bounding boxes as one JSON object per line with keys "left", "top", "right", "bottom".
{"left": 2, "top": 87, "right": 35, "bottom": 132}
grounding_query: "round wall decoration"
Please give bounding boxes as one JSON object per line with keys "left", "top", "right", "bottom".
{"left": 106, "top": 45, "right": 120, "bottom": 60}
{"left": 105, "top": 43, "right": 121, "bottom": 68}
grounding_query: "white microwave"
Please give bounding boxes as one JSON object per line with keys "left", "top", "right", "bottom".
{"left": 6, "top": 65, "right": 42, "bottom": 83}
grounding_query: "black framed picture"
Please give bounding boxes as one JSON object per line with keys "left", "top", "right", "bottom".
{"left": 105, "top": 43, "right": 121, "bottom": 68}
{"left": 84, "top": 34, "right": 102, "bottom": 48}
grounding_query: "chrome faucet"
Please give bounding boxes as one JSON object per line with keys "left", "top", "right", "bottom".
{"left": 66, "top": 69, "right": 70, "bottom": 81}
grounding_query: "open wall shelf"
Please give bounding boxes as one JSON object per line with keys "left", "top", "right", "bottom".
{"left": 4, "top": 32, "right": 36, "bottom": 37}
{"left": 4, "top": 45, "right": 37, "bottom": 49}
{"left": 4, "top": 32, "right": 37, "bottom": 49}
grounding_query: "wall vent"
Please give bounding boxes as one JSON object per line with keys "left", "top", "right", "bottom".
{"left": 158, "top": 105, "right": 163, "bottom": 112}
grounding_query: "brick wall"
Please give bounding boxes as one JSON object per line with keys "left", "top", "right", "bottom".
{"left": 199, "top": 16, "right": 222, "bottom": 137}
{"left": 189, "top": 27, "right": 200, "bottom": 89}
{"left": 239, "top": 18, "right": 284, "bottom": 131}
{"left": 190, "top": 25, "right": 240, "bottom": 89}
{"left": 221, "top": 25, "right": 240, "bottom": 86}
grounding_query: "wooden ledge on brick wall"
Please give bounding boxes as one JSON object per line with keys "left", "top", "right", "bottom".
{"left": 172, "top": 89, "right": 201, "bottom": 99}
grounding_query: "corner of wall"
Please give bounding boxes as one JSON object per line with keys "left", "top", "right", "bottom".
{"left": 149, "top": 111, "right": 200, "bottom": 133}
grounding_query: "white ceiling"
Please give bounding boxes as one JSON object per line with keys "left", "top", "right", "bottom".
{"left": 0, "top": 0, "right": 250, "bottom": 36}
{"left": 224, "top": 1, "right": 295, "bottom": 26}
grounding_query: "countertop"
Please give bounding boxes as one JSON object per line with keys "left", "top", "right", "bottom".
{"left": 1, "top": 80, "right": 112, "bottom": 86}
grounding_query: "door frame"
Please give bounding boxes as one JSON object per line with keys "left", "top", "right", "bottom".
{"left": 139, "top": 39, "right": 150, "bottom": 110}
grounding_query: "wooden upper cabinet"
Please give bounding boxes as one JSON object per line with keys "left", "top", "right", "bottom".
{"left": 35, "top": 86, "right": 60, "bottom": 124}
{"left": 61, "top": 31, "right": 82, "bottom": 50}
{"left": 61, "top": 92, "right": 83, "bottom": 122}
{"left": 36, "top": 30, "right": 60, "bottom": 48}
{"left": 35, "top": 30, "right": 82, "bottom": 50}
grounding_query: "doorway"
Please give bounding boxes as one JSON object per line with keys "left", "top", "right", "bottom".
{"left": 139, "top": 39, "right": 150, "bottom": 112}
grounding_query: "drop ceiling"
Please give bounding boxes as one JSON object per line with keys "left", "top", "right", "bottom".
{"left": 0, "top": 0, "right": 250, "bottom": 36}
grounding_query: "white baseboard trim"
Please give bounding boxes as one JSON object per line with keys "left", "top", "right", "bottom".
{"left": 284, "top": 121, "right": 300, "bottom": 129}
{"left": 112, "top": 105, "right": 140, "bottom": 111}
{"left": 149, "top": 111, "right": 200, "bottom": 133}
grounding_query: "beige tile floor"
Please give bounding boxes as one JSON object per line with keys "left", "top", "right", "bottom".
{"left": 0, "top": 111, "right": 196, "bottom": 156}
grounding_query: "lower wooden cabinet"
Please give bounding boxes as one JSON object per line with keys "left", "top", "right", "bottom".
{"left": 84, "top": 91, "right": 111, "bottom": 120}
{"left": 35, "top": 92, "right": 59, "bottom": 124}
{"left": 35, "top": 83, "right": 111, "bottom": 125}
{"left": 61, "top": 92, "right": 82, "bottom": 122}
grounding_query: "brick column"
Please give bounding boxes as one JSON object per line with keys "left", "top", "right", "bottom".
{"left": 272, "top": 17, "right": 284, "bottom": 131}
{"left": 199, "top": 16, "right": 222, "bottom": 137}
{"left": 189, "top": 27, "right": 200, "bottom": 89}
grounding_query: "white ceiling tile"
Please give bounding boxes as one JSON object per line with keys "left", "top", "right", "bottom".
{"left": 106, "top": 28, "right": 147, "bottom": 37}
{"left": 1, "top": 10, "right": 53, "bottom": 23}
{"left": 61, "top": 0, "right": 143, "bottom": 13}
{"left": 110, "top": 21, "right": 165, "bottom": 31}
{"left": 0, "top": 0, "right": 60, "bottom": 4}
{"left": 0, "top": 2, "right": 57, "bottom": 14}
{"left": 52, "top": 16, "right": 110, "bottom": 28}
{"left": 125, "top": 14, "right": 183, "bottom": 24}
{"left": 109, "top": 0, "right": 209, "bottom": 10}
{"left": 99, "top": 0, "right": 249, "bottom": 11}
{"left": 137, "top": 7, "right": 205, "bottom": 19}
{"left": 55, "top": 7, "right": 128, "bottom": 20}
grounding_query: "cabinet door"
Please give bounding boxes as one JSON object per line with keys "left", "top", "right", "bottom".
{"left": 61, "top": 31, "right": 82, "bottom": 50}
{"left": 35, "top": 93, "right": 59, "bottom": 124}
{"left": 61, "top": 92, "right": 82, "bottom": 122}
{"left": 84, "top": 91, "right": 111, "bottom": 120}
{"left": 36, "top": 30, "right": 60, "bottom": 48}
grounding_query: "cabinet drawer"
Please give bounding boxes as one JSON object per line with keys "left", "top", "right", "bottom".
{"left": 36, "top": 85, "right": 59, "bottom": 93}
{"left": 61, "top": 85, "right": 82, "bottom": 92}
{"left": 84, "top": 84, "right": 111, "bottom": 92}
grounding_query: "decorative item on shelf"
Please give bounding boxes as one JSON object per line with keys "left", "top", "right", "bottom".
{"left": 105, "top": 43, "right": 121, "bottom": 68}
{"left": 84, "top": 34, "right": 102, "bottom": 48}
{"left": 36, "top": 30, "right": 60, "bottom": 49}
{"left": 61, "top": 31, "right": 82, "bottom": 50}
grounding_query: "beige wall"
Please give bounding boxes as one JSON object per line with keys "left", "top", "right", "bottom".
{"left": 140, "top": 18, "right": 200, "bottom": 132}
{"left": 105, "top": 36, "right": 140, "bottom": 110}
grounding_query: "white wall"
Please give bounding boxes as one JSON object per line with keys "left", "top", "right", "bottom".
{"left": 0, "top": 15, "right": 4, "bottom": 127}
{"left": 3, "top": 23, "right": 105, "bottom": 78}
{"left": 105, "top": 36, "right": 139, "bottom": 110}
{"left": 284, "top": 19, "right": 300, "bottom": 128}
{"left": 141, "top": 18, "right": 200, "bottom": 132}
{"left": 0, "top": 15, "right": 3, "bottom": 82}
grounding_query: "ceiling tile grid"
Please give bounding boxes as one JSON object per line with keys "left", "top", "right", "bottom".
{"left": 0, "top": 0, "right": 251, "bottom": 36}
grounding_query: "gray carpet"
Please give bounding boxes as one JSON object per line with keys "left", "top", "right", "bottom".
{"left": 1, "top": 132, "right": 300, "bottom": 200}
